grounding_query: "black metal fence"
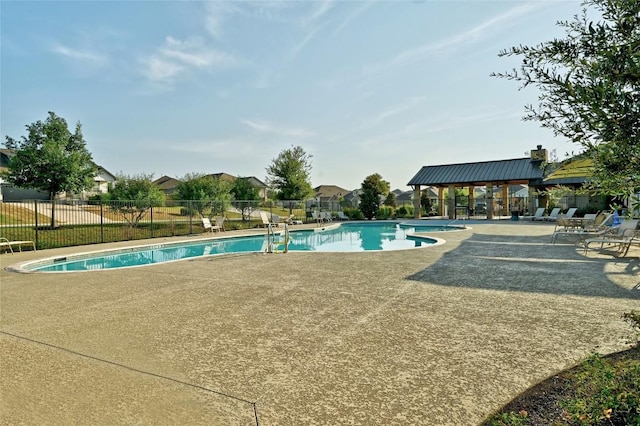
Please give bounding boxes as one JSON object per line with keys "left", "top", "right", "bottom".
{"left": 0, "top": 194, "right": 607, "bottom": 251}
{"left": 0, "top": 199, "right": 310, "bottom": 250}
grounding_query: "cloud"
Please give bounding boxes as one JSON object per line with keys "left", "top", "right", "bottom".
{"left": 140, "top": 36, "right": 238, "bottom": 84}
{"left": 50, "top": 43, "right": 107, "bottom": 64}
{"left": 304, "top": 0, "right": 335, "bottom": 24}
{"left": 366, "top": 2, "right": 548, "bottom": 75}
{"left": 330, "top": 96, "right": 426, "bottom": 142}
{"left": 405, "top": 109, "right": 522, "bottom": 135}
{"left": 331, "top": 1, "right": 375, "bottom": 37}
{"left": 202, "top": 1, "right": 242, "bottom": 39}
{"left": 242, "top": 119, "right": 316, "bottom": 137}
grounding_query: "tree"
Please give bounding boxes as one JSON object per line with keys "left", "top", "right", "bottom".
{"left": 492, "top": 0, "right": 640, "bottom": 209}
{"left": 265, "top": 145, "right": 314, "bottom": 201}
{"left": 384, "top": 192, "right": 397, "bottom": 207}
{"left": 3, "top": 111, "right": 97, "bottom": 228}
{"left": 230, "top": 177, "right": 261, "bottom": 220}
{"left": 359, "top": 173, "right": 390, "bottom": 220}
{"left": 421, "top": 190, "right": 432, "bottom": 215}
{"left": 174, "top": 173, "right": 232, "bottom": 218}
{"left": 107, "top": 173, "right": 165, "bottom": 229}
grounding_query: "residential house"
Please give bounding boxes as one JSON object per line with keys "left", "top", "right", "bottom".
{"left": 314, "top": 185, "right": 350, "bottom": 211}
{"left": 0, "top": 149, "right": 113, "bottom": 202}
{"left": 82, "top": 166, "right": 117, "bottom": 198}
{"left": 208, "top": 173, "right": 268, "bottom": 201}
{"left": 243, "top": 176, "right": 268, "bottom": 201}
{"left": 153, "top": 175, "right": 182, "bottom": 196}
{"left": 342, "top": 189, "right": 361, "bottom": 208}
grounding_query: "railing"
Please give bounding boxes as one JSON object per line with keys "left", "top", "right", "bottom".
{"left": 0, "top": 199, "right": 307, "bottom": 250}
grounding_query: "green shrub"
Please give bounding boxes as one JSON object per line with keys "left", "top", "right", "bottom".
{"left": 87, "top": 193, "right": 110, "bottom": 205}
{"left": 561, "top": 352, "right": 640, "bottom": 425}
{"left": 483, "top": 311, "right": 640, "bottom": 426}
{"left": 396, "top": 205, "right": 414, "bottom": 218}
{"left": 343, "top": 207, "right": 364, "bottom": 220}
{"left": 376, "top": 206, "right": 394, "bottom": 219}
{"left": 576, "top": 205, "right": 600, "bottom": 217}
{"left": 484, "top": 412, "right": 528, "bottom": 426}
{"left": 180, "top": 207, "right": 195, "bottom": 216}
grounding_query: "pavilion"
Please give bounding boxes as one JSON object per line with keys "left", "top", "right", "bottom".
{"left": 407, "top": 145, "right": 549, "bottom": 219}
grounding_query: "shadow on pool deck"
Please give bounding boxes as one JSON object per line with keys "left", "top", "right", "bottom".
{"left": 407, "top": 231, "right": 640, "bottom": 299}
{"left": 1, "top": 222, "right": 639, "bottom": 425}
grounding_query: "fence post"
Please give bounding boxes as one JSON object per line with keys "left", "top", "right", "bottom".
{"left": 34, "top": 200, "right": 39, "bottom": 249}
{"left": 100, "top": 202, "right": 104, "bottom": 243}
{"left": 150, "top": 202, "right": 154, "bottom": 238}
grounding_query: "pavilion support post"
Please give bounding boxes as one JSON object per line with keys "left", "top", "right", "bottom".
{"left": 486, "top": 183, "right": 494, "bottom": 220}
{"left": 501, "top": 185, "right": 509, "bottom": 216}
{"left": 413, "top": 185, "right": 421, "bottom": 218}
{"left": 447, "top": 185, "right": 455, "bottom": 220}
{"left": 528, "top": 185, "right": 537, "bottom": 215}
{"left": 469, "top": 185, "right": 475, "bottom": 216}
{"left": 438, "top": 187, "right": 445, "bottom": 216}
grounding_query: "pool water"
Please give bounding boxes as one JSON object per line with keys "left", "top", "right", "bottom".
{"left": 20, "top": 222, "right": 453, "bottom": 272}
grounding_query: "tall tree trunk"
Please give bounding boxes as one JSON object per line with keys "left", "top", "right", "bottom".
{"left": 49, "top": 192, "right": 56, "bottom": 228}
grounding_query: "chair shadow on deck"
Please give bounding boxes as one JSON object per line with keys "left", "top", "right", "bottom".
{"left": 405, "top": 232, "right": 640, "bottom": 300}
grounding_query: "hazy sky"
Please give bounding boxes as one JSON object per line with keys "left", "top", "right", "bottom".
{"left": 2, "top": 0, "right": 583, "bottom": 191}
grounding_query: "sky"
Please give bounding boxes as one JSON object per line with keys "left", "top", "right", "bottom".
{"left": 1, "top": 0, "right": 584, "bottom": 192}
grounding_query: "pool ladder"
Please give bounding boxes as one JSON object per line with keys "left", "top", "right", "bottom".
{"left": 265, "top": 223, "right": 290, "bottom": 253}
{"left": 446, "top": 218, "right": 467, "bottom": 228}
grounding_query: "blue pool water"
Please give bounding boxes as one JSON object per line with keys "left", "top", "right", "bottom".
{"left": 20, "top": 222, "right": 455, "bottom": 272}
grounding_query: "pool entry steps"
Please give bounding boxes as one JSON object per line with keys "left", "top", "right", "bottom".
{"left": 264, "top": 223, "right": 290, "bottom": 253}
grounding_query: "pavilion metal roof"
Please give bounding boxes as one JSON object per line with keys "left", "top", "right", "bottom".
{"left": 407, "top": 158, "right": 545, "bottom": 187}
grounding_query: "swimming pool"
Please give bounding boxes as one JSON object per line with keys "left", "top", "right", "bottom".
{"left": 15, "top": 222, "right": 457, "bottom": 273}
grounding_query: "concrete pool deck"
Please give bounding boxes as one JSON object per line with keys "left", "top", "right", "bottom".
{"left": 1, "top": 221, "right": 639, "bottom": 425}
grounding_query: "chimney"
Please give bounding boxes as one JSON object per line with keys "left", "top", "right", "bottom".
{"left": 530, "top": 145, "right": 547, "bottom": 162}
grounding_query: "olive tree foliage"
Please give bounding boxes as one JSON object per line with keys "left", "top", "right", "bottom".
{"left": 265, "top": 145, "right": 314, "bottom": 201}
{"left": 359, "top": 173, "right": 390, "bottom": 220}
{"left": 174, "top": 173, "right": 232, "bottom": 218}
{"left": 230, "top": 177, "right": 261, "bottom": 220}
{"left": 3, "top": 111, "right": 97, "bottom": 228}
{"left": 107, "top": 173, "right": 165, "bottom": 228}
{"left": 492, "top": 0, "right": 640, "bottom": 210}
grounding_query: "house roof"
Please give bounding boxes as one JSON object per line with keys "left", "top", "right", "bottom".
{"left": 153, "top": 175, "right": 181, "bottom": 191}
{"left": 543, "top": 158, "right": 593, "bottom": 186}
{"left": 408, "top": 158, "right": 545, "bottom": 187}
{"left": 208, "top": 172, "right": 237, "bottom": 182}
{"left": 244, "top": 176, "right": 267, "bottom": 187}
{"left": 395, "top": 190, "right": 413, "bottom": 202}
{"left": 314, "top": 185, "right": 350, "bottom": 200}
{"left": 207, "top": 173, "right": 267, "bottom": 188}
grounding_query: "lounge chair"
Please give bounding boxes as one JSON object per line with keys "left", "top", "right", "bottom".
{"left": 336, "top": 211, "right": 350, "bottom": 221}
{"left": 284, "top": 214, "right": 302, "bottom": 225}
{"left": 552, "top": 214, "right": 575, "bottom": 234}
{"left": 522, "top": 207, "right": 545, "bottom": 221}
{"left": 214, "top": 216, "right": 226, "bottom": 232}
{"left": 584, "top": 219, "right": 639, "bottom": 255}
{"left": 0, "top": 237, "right": 36, "bottom": 254}
{"left": 321, "top": 212, "right": 333, "bottom": 222}
{"left": 551, "top": 212, "right": 614, "bottom": 244}
{"left": 259, "top": 210, "right": 278, "bottom": 228}
{"left": 311, "top": 211, "right": 324, "bottom": 224}
{"left": 202, "top": 217, "right": 223, "bottom": 233}
{"left": 544, "top": 207, "right": 562, "bottom": 221}
{"left": 565, "top": 207, "right": 578, "bottom": 219}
